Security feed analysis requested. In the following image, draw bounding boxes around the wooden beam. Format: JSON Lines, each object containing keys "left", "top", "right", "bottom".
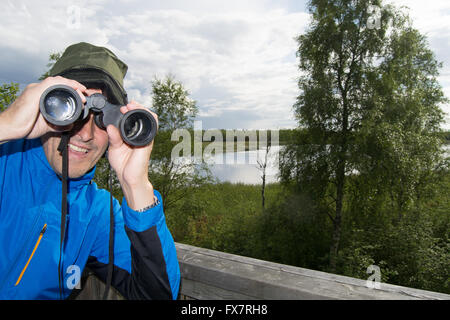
{"left": 176, "top": 243, "right": 450, "bottom": 300}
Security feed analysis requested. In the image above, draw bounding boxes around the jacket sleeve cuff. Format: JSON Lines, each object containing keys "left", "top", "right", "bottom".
{"left": 122, "top": 189, "right": 164, "bottom": 232}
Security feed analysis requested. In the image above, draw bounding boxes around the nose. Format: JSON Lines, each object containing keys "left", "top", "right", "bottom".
{"left": 74, "top": 113, "right": 95, "bottom": 142}
{"left": 71, "top": 88, "right": 104, "bottom": 143}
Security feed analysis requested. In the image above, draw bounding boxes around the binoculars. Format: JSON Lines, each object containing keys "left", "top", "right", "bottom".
{"left": 39, "top": 85, "right": 157, "bottom": 146}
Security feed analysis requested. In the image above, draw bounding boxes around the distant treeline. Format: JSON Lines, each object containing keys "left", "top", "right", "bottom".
{"left": 161, "top": 128, "right": 450, "bottom": 146}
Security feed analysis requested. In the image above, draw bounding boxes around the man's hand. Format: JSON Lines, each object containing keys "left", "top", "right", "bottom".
{"left": 106, "top": 100, "right": 159, "bottom": 211}
{"left": 0, "top": 76, "right": 87, "bottom": 142}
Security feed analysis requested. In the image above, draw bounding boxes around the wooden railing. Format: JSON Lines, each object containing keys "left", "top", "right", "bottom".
{"left": 74, "top": 242, "right": 450, "bottom": 300}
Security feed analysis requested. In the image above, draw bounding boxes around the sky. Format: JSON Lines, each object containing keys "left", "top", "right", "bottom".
{"left": 1, "top": 0, "right": 449, "bottom": 130}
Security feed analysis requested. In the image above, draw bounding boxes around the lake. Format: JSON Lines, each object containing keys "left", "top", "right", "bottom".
{"left": 204, "top": 144, "right": 450, "bottom": 185}
{"left": 205, "top": 145, "right": 282, "bottom": 185}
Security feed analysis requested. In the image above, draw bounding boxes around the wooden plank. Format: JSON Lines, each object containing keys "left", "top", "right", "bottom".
{"left": 72, "top": 243, "right": 450, "bottom": 300}
{"left": 176, "top": 242, "right": 450, "bottom": 300}
{"left": 73, "top": 272, "right": 124, "bottom": 300}
{"left": 181, "top": 278, "right": 257, "bottom": 300}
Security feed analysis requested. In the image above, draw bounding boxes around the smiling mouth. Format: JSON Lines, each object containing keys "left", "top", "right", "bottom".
{"left": 68, "top": 143, "right": 89, "bottom": 154}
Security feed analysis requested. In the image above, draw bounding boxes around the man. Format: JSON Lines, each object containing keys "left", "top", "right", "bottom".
{"left": 0, "top": 42, "right": 180, "bottom": 299}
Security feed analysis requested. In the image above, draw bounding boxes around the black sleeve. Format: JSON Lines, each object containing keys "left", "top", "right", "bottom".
{"left": 87, "top": 226, "right": 175, "bottom": 300}
{"left": 85, "top": 193, "right": 180, "bottom": 300}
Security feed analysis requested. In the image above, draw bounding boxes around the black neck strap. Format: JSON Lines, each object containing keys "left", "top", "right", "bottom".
{"left": 103, "top": 158, "right": 115, "bottom": 300}
{"left": 56, "top": 135, "right": 114, "bottom": 300}
{"left": 57, "top": 132, "right": 69, "bottom": 300}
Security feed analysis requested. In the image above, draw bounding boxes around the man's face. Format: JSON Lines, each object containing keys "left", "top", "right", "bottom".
{"left": 41, "top": 88, "right": 109, "bottom": 178}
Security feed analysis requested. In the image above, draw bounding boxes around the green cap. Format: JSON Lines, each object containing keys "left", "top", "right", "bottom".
{"left": 49, "top": 42, "right": 128, "bottom": 106}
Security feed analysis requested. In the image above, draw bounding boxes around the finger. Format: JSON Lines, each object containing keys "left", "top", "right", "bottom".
{"left": 120, "top": 106, "right": 128, "bottom": 114}
{"left": 52, "top": 76, "right": 87, "bottom": 92}
{"left": 119, "top": 104, "right": 149, "bottom": 113}
{"left": 126, "top": 100, "right": 147, "bottom": 110}
{"left": 125, "top": 103, "right": 156, "bottom": 119}
{"left": 120, "top": 103, "right": 158, "bottom": 131}
{"left": 76, "top": 88, "right": 87, "bottom": 104}
{"left": 70, "top": 80, "right": 87, "bottom": 92}
{"left": 106, "top": 124, "right": 123, "bottom": 149}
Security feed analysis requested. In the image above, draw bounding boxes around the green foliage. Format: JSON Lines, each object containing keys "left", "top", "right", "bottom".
{"left": 167, "top": 183, "right": 284, "bottom": 256}
{"left": 0, "top": 82, "right": 20, "bottom": 112}
{"left": 337, "top": 190, "right": 449, "bottom": 293}
{"left": 93, "top": 157, "right": 124, "bottom": 202}
{"left": 282, "top": 0, "right": 447, "bottom": 272}
{"left": 166, "top": 169, "right": 449, "bottom": 294}
{"left": 39, "top": 52, "right": 62, "bottom": 80}
{"left": 151, "top": 74, "right": 198, "bottom": 131}
{"left": 439, "top": 131, "right": 450, "bottom": 144}
{"left": 253, "top": 191, "right": 332, "bottom": 270}
{"left": 149, "top": 74, "right": 212, "bottom": 212}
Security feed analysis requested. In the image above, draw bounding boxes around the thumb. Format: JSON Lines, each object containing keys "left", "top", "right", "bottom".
{"left": 106, "top": 125, "right": 123, "bottom": 149}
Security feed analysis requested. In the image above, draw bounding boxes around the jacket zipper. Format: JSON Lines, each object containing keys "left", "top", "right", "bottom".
{"left": 14, "top": 224, "right": 47, "bottom": 287}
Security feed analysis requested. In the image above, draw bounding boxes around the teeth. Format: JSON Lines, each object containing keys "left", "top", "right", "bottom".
{"left": 68, "top": 144, "right": 88, "bottom": 153}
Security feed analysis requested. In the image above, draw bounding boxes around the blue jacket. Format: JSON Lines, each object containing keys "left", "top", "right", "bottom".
{"left": 0, "top": 138, "right": 180, "bottom": 299}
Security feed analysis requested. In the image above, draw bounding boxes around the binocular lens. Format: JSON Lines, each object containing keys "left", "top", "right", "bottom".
{"left": 122, "top": 110, "right": 156, "bottom": 146}
{"left": 40, "top": 85, "right": 83, "bottom": 126}
{"left": 43, "top": 89, "right": 77, "bottom": 121}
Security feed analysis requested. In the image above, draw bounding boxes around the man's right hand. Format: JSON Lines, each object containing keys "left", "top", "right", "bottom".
{"left": 0, "top": 76, "right": 87, "bottom": 143}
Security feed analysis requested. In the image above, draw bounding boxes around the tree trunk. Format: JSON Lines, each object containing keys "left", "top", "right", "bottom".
{"left": 259, "top": 144, "right": 270, "bottom": 210}
{"left": 261, "top": 174, "right": 266, "bottom": 210}
{"left": 329, "top": 82, "right": 349, "bottom": 272}
{"left": 329, "top": 162, "right": 345, "bottom": 272}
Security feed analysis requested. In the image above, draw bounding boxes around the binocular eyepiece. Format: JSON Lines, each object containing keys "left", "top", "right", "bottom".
{"left": 39, "top": 85, "right": 157, "bottom": 146}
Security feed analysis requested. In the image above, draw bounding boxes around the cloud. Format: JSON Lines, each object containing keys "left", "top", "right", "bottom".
{"left": 1, "top": 0, "right": 448, "bottom": 129}
{"left": 0, "top": 0, "right": 310, "bottom": 129}
{"left": 100, "top": 7, "right": 309, "bottom": 129}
